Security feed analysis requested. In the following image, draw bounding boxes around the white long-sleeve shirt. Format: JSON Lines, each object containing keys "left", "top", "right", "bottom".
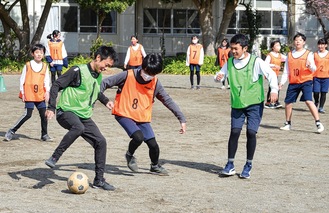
{"left": 124, "top": 44, "right": 147, "bottom": 66}
{"left": 280, "top": 49, "right": 316, "bottom": 85}
{"left": 20, "top": 60, "right": 51, "bottom": 95}
{"left": 215, "top": 53, "right": 279, "bottom": 94}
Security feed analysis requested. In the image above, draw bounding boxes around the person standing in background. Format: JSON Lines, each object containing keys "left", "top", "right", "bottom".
{"left": 215, "top": 38, "right": 232, "bottom": 89}
{"left": 123, "top": 35, "right": 147, "bottom": 70}
{"left": 45, "top": 30, "right": 68, "bottom": 84}
{"left": 264, "top": 40, "right": 287, "bottom": 109}
{"left": 186, "top": 36, "right": 204, "bottom": 90}
{"left": 313, "top": 38, "right": 329, "bottom": 113}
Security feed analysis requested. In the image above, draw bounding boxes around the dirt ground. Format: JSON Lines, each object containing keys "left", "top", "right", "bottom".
{"left": 0, "top": 73, "right": 328, "bottom": 213}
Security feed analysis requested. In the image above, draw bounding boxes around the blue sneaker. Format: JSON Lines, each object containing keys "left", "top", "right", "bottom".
{"left": 240, "top": 163, "right": 252, "bottom": 179}
{"left": 221, "top": 162, "right": 235, "bottom": 176}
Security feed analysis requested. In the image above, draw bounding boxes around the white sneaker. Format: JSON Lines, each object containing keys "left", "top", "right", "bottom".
{"left": 316, "top": 122, "right": 324, "bottom": 133}
{"left": 280, "top": 123, "right": 291, "bottom": 131}
{"left": 220, "top": 85, "right": 226, "bottom": 90}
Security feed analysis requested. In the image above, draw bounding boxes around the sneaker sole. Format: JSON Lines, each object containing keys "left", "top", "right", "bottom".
{"left": 92, "top": 185, "right": 116, "bottom": 191}
{"left": 127, "top": 164, "right": 139, "bottom": 172}
{"left": 239, "top": 174, "right": 250, "bottom": 179}
{"left": 220, "top": 171, "right": 236, "bottom": 176}
{"left": 149, "top": 171, "right": 169, "bottom": 176}
{"left": 45, "top": 161, "right": 55, "bottom": 168}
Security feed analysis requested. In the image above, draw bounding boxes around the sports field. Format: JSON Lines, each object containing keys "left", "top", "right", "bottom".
{"left": 0, "top": 73, "right": 328, "bottom": 212}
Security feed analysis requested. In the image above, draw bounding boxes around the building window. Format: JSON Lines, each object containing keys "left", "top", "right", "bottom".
{"left": 61, "top": 6, "right": 78, "bottom": 32}
{"left": 79, "top": 8, "right": 116, "bottom": 33}
{"left": 143, "top": 8, "right": 200, "bottom": 35}
{"left": 80, "top": 8, "right": 98, "bottom": 32}
{"left": 227, "top": 0, "right": 287, "bottom": 36}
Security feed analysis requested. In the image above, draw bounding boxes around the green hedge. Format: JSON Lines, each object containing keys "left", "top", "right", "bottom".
{"left": 0, "top": 54, "right": 219, "bottom": 75}
{"left": 163, "top": 54, "right": 218, "bottom": 75}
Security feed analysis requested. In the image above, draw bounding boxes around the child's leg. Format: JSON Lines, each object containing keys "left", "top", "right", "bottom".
{"left": 228, "top": 128, "right": 242, "bottom": 159}
{"left": 11, "top": 108, "right": 33, "bottom": 132}
{"left": 313, "top": 92, "right": 320, "bottom": 107}
{"left": 189, "top": 65, "right": 195, "bottom": 87}
{"left": 266, "top": 86, "right": 271, "bottom": 103}
{"left": 127, "top": 130, "right": 144, "bottom": 155}
{"left": 195, "top": 65, "right": 201, "bottom": 86}
{"left": 37, "top": 107, "right": 48, "bottom": 137}
{"left": 246, "top": 129, "right": 257, "bottom": 160}
{"left": 145, "top": 138, "right": 159, "bottom": 165}
{"left": 57, "top": 70, "right": 62, "bottom": 78}
{"left": 51, "top": 71, "right": 56, "bottom": 84}
{"left": 319, "top": 92, "right": 327, "bottom": 108}
{"left": 305, "top": 100, "right": 320, "bottom": 120}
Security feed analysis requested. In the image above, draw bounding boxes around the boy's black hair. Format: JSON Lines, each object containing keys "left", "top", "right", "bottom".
{"left": 270, "top": 40, "right": 281, "bottom": 49}
{"left": 142, "top": 53, "right": 163, "bottom": 76}
{"left": 293, "top": 32, "right": 306, "bottom": 41}
{"left": 94, "top": 46, "right": 118, "bottom": 62}
{"left": 230, "top": 34, "right": 249, "bottom": 48}
{"left": 31, "top": 43, "right": 46, "bottom": 54}
{"left": 318, "top": 38, "right": 328, "bottom": 45}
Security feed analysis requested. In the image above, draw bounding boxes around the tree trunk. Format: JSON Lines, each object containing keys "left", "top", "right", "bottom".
{"left": 193, "top": 0, "right": 215, "bottom": 56}
{"left": 97, "top": 12, "right": 106, "bottom": 39}
{"left": 215, "top": 0, "right": 239, "bottom": 47}
{"left": 18, "top": 0, "right": 30, "bottom": 59}
{"left": 31, "top": 0, "right": 53, "bottom": 45}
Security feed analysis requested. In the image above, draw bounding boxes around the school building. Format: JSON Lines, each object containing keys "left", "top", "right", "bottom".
{"left": 2, "top": 0, "right": 328, "bottom": 62}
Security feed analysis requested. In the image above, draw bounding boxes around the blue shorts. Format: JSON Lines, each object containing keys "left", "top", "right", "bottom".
{"left": 231, "top": 103, "right": 264, "bottom": 132}
{"left": 284, "top": 81, "right": 313, "bottom": 103}
{"left": 25, "top": 101, "right": 46, "bottom": 109}
{"left": 313, "top": 77, "right": 329, "bottom": 93}
{"left": 189, "top": 64, "right": 201, "bottom": 72}
{"left": 115, "top": 116, "right": 155, "bottom": 141}
{"left": 50, "top": 65, "right": 63, "bottom": 72}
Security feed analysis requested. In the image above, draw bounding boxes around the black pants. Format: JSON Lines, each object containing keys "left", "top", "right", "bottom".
{"left": 12, "top": 107, "right": 47, "bottom": 137}
{"left": 52, "top": 110, "right": 107, "bottom": 182}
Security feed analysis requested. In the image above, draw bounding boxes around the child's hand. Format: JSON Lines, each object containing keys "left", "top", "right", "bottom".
{"left": 179, "top": 123, "right": 186, "bottom": 134}
{"left": 105, "top": 101, "right": 114, "bottom": 110}
{"left": 44, "top": 91, "right": 50, "bottom": 102}
{"left": 214, "top": 72, "right": 224, "bottom": 82}
{"left": 45, "top": 110, "right": 55, "bottom": 120}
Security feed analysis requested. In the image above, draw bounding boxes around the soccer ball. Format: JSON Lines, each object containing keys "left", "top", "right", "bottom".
{"left": 67, "top": 171, "right": 89, "bottom": 194}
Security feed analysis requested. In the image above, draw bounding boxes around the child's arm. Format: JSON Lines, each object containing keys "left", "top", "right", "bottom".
{"left": 199, "top": 45, "right": 204, "bottom": 65}
{"left": 306, "top": 52, "right": 317, "bottom": 72}
{"left": 19, "top": 65, "right": 27, "bottom": 101}
{"left": 44, "top": 65, "right": 51, "bottom": 102}
{"left": 155, "top": 81, "right": 186, "bottom": 134}
{"left": 186, "top": 46, "right": 190, "bottom": 66}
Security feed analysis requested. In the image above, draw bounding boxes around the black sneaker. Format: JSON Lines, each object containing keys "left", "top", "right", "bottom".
{"left": 150, "top": 164, "right": 168, "bottom": 176}
{"left": 125, "top": 153, "right": 138, "bottom": 172}
{"left": 45, "top": 156, "right": 57, "bottom": 168}
{"left": 41, "top": 134, "right": 53, "bottom": 142}
{"left": 93, "top": 179, "right": 115, "bottom": 191}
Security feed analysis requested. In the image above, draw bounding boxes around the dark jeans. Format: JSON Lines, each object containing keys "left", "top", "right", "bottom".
{"left": 52, "top": 110, "right": 107, "bottom": 182}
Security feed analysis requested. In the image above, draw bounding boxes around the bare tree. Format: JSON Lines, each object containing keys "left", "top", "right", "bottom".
{"left": 304, "top": 0, "right": 329, "bottom": 42}
{"left": 0, "top": 0, "right": 59, "bottom": 60}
